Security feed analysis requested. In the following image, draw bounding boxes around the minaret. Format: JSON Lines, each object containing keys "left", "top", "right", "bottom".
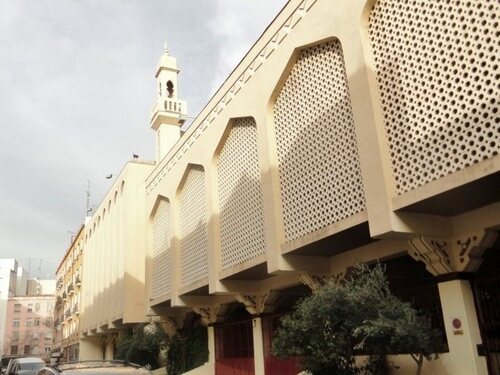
{"left": 150, "top": 42, "right": 188, "bottom": 162}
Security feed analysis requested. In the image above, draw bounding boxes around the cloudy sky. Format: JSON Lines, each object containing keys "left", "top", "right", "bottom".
{"left": 0, "top": 0, "right": 287, "bottom": 278}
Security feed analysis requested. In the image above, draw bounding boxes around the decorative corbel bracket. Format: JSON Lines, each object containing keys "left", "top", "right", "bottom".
{"left": 408, "top": 230, "right": 497, "bottom": 276}
{"left": 194, "top": 304, "right": 228, "bottom": 325}
{"left": 299, "top": 271, "right": 344, "bottom": 292}
{"left": 236, "top": 291, "right": 279, "bottom": 316}
{"left": 160, "top": 313, "right": 187, "bottom": 337}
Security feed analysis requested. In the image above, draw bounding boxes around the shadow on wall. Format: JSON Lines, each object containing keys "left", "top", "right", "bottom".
{"left": 80, "top": 272, "right": 146, "bottom": 339}
{"left": 268, "top": 39, "right": 367, "bottom": 250}
{"left": 219, "top": 172, "right": 267, "bottom": 271}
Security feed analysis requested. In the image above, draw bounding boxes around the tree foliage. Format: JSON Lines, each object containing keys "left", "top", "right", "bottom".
{"left": 272, "top": 263, "right": 441, "bottom": 375}
{"left": 116, "top": 322, "right": 208, "bottom": 374}
{"left": 116, "top": 323, "right": 166, "bottom": 369}
{"left": 166, "top": 325, "right": 208, "bottom": 375}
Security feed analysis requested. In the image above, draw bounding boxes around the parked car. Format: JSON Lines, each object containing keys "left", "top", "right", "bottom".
{"left": 4, "top": 357, "right": 45, "bottom": 375}
{"left": 36, "top": 361, "right": 152, "bottom": 375}
{"left": 1, "top": 355, "right": 19, "bottom": 375}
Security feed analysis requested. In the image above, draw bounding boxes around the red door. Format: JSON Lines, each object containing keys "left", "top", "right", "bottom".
{"left": 215, "top": 320, "right": 255, "bottom": 375}
{"left": 262, "top": 315, "right": 301, "bottom": 375}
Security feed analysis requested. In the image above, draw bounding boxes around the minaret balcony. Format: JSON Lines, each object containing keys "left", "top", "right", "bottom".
{"left": 150, "top": 98, "right": 187, "bottom": 130}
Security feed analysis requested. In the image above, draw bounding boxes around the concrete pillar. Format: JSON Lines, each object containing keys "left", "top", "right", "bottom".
{"left": 79, "top": 337, "right": 103, "bottom": 360}
{"left": 105, "top": 335, "right": 115, "bottom": 359}
{"left": 252, "top": 317, "right": 265, "bottom": 375}
{"left": 438, "top": 280, "right": 488, "bottom": 375}
{"left": 208, "top": 325, "right": 215, "bottom": 364}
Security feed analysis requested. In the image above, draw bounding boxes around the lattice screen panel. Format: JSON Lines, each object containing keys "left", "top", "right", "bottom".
{"left": 273, "top": 40, "right": 366, "bottom": 243}
{"left": 152, "top": 199, "right": 172, "bottom": 299}
{"left": 179, "top": 166, "right": 209, "bottom": 287}
{"left": 369, "top": 0, "right": 500, "bottom": 194}
{"left": 217, "top": 117, "right": 266, "bottom": 270}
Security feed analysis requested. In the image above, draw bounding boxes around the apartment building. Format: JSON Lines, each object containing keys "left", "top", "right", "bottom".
{"left": 3, "top": 281, "right": 55, "bottom": 360}
{"left": 0, "top": 260, "right": 29, "bottom": 356}
{"left": 53, "top": 225, "right": 85, "bottom": 362}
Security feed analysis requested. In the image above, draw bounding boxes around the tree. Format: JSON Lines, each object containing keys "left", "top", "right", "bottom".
{"left": 166, "top": 325, "right": 208, "bottom": 375}
{"left": 116, "top": 323, "right": 167, "bottom": 369}
{"left": 272, "top": 263, "right": 441, "bottom": 375}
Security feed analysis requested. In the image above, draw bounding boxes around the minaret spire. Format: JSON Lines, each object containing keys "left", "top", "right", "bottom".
{"left": 150, "top": 43, "right": 188, "bottom": 162}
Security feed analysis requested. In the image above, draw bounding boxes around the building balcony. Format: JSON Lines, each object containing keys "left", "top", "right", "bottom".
{"left": 75, "top": 276, "right": 81, "bottom": 287}
{"left": 72, "top": 304, "right": 79, "bottom": 316}
{"left": 67, "top": 283, "right": 74, "bottom": 295}
{"left": 62, "top": 292, "right": 67, "bottom": 301}
{"left": 56, "top": 277, "right": 63, "bottom": 290}
{"left": 150, "top": 98, "right": 187, "bottom": 130}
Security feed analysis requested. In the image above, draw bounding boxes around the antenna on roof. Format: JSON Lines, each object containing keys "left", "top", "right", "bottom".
{"left": 86, "top": 180, "right": 92, "bottom": 216}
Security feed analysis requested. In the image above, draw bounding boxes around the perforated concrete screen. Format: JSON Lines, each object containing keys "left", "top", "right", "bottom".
{"left": 369, "top": 0, "right": 500, "bottom": 194}
{"left": 179, "top": 166, "right": 208, "bottom": 287}
{"left": 217, "top": 117, "right": 266, "bottom": 270}
{"left": 273, "top": 40, "right": 366, "bottom": 243}
{"left": 152, "top": 199, "right": 172, "bottom": 299}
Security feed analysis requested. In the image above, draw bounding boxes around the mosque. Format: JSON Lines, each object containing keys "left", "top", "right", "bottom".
{"left": 58, "top": 0, "right": 500, "bottom": 374}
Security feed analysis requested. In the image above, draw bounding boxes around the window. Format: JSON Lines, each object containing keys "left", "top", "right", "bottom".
{"left": 32, "top": 346, "right": 39, "bottom": 354}
{"left": 47, "top": 302, "right": 54, "bottom": 313}
{"left": 33, "top": 331, "right": 39, "bottom": 339}
{"left": 24, "top": 345, "right": 30, "bottom": 355}
{"left": 46, "top": 317, "right": 53, "bottom": 327}
{"left": 12, "top": 331, "right": 19, "bottom": 340}
{"left": 34, "top": 317, "right": 40, "bottom": 326}
{"left": 13, "top": 319, "right": 20, "bottom": 327}
{"left": 167, "top": 80, "right": 174, "bottom": 97}
{"left": 13, "top": 303, "right": 21, "bottom": 313}
{"left": 10, "top": 345, "right": 18, "bottom": 355}
{"left": 45, "top": 331, "right": 53, "bottom": 340}
{"left": 35, "top": 303, "right": 40, "bottom": 312}
{"left": 26, "top": 318, "right": 32, "bottom": 327}
{"left": 27, "top": 303, "right": 33, "bottom": 313}
{"left": 45, "top": 346, "right": 51, "bottom": 354}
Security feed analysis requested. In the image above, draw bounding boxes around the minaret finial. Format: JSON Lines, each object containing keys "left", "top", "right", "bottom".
{"left": 163, "top": 41, "right": 169, "bottom": 55}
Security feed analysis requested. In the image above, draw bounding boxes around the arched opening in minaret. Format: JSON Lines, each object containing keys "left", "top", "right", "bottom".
{"left": 167, "top": 80, "right": 174, "bottom": 98}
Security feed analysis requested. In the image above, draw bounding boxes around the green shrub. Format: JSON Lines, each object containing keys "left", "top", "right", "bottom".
{"left": 272, "top": 263, "right": 441, "bottom": 375}
{"left": 116, "top": 323, "right": 167, "bottom": 369}
{"left": 166, "top": 325, "right": 208, "bottom": 375}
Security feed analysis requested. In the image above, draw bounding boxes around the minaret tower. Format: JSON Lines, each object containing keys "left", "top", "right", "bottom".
{"left": 150, "top": 42, "right": 187, "bottom": 162}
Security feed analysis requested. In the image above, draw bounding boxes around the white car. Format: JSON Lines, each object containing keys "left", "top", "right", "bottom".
{"left": 5, "top": 357, "right": 45, "bottom": 375}
{"left": 36, "top": 361, "right": 152, "bottom": 375}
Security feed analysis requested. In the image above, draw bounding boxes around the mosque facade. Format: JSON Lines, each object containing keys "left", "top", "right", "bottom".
{"left": 74, "top": 0, "right": 500, "bottom": 374}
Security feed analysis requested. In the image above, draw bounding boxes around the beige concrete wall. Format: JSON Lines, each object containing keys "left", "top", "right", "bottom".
{"left": 145, "top": 0, "right": 498, "bottom": 308}
{"left": 144, "top": 0, "right": 499, "bottom": 373}
{"left": 80, "top": 160, "right": 154, "bottom": 336}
